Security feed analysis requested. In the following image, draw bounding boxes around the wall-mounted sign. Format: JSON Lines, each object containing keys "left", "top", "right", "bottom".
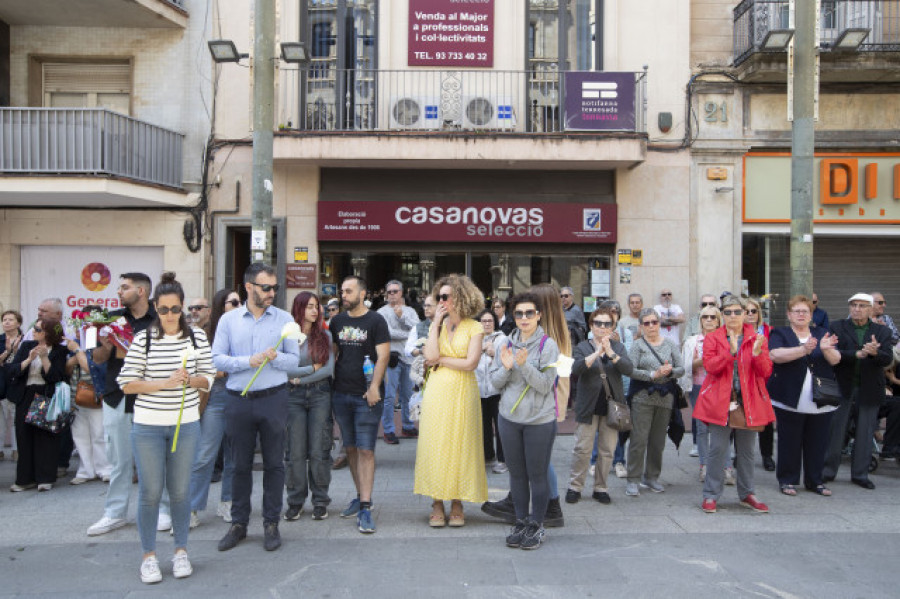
{"left": 294, "top": 247, "right": 308, "bottom": 263}
{"left": 408, "top": 0, "right": 493, "bottom": 67}
{"left": 565, "top": 72, "right": 636, "bottom": 131}
{"left": 318, "top": 201, "right": 617, "bottom": 244}
{"left": 286, "top": 264, "right": 317, "bottom": 289}
{"left": 617, "top": 249, "right": 632, "bottom": 264}
{"left": 744, "top": 153, "right": 900, "bottom": 223}
{"left": 631, "top": 249, "right": 643, "bottom": 266}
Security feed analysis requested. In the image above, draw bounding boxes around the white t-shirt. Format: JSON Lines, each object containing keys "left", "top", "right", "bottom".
{"left": 653, "top": 303, "right": 684, "bottom": 346}
{"left": 770, "top": 335, "right": 838, "bottom": 415}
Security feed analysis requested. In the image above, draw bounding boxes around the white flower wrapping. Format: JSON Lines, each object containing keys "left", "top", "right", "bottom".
{"left": 548, "top": 354, "right": 574, "bottom": 378}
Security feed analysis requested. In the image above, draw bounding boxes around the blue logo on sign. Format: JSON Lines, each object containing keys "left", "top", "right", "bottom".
{"left": 425, "top": 105, "right": 439, "bottom": 119}
{"left": 583, "top": 209, "right": 602, "bottom": 230}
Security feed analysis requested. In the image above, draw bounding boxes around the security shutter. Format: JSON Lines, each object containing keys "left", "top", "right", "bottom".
{"left": 42, "top": 62, "right": 131, "bottom": 114}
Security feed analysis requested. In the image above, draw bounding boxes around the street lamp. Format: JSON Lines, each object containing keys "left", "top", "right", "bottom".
{"left": 279, "top": 42, "right": 309, "bottom": 64}
{"left": 760, "top": 29, "right": 794, "bottom": 51}
{"left": 207, "top": 40, "right": 248, "bottom": 63}
{"left": 832, "top": 28, "right": 869, "bottom": 51}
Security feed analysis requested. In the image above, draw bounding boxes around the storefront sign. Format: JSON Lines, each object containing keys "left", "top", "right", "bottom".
{"left": 565, "top": 72, "right": 636, "bottom": 131}
{"left": 286, "top": 264, "right": 317, "bottom": 289}
{"left": 318, "top": 201, "right": 617, "bottom": 244}
{"left": 744, "top": 153, "right": 900, "bottom": 223}
{"left": 20, "top": 246, "right": 164, "bottom": 318}
{"left": 408, "top": 0, "right": 493, "bottom": 67}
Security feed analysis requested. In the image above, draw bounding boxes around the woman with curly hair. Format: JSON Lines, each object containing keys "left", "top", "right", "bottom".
{"left": 414, "top": 274, "right": 487, "bottom": 527}
{"left": 283, "top": 291, "right": 335, "bottom": 521}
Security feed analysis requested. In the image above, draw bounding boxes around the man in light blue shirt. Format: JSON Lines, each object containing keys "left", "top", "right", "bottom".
{"left": 212, "top": 263, "right": 300, "bottom": 553}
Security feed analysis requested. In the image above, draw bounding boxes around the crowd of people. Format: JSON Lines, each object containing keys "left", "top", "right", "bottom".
{"left": 3, "top": 269, "right": 900, "bottom": 583}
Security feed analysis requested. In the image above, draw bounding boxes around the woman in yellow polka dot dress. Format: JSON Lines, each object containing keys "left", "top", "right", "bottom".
{"left": 414, "top": 274, "right": 487, "bottom": 527}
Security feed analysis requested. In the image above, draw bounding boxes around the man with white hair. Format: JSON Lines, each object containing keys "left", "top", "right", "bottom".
{"left": 377, "top": 280, "right": 420, "bottom": 443}
{"left": 823, "top": 293, "right": 893, "bottom": 489}
{"left": 23, "top": 298, "right": 75, "bottom": 342}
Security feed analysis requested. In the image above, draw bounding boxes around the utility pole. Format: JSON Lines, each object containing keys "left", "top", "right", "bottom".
{"left": 250, "top": 0, "right": 276, "bottom": 265}
{"left": 789, "top": 0, "right": 817, "bottom": 298}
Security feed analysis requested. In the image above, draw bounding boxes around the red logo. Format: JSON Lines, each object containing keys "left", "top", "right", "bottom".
{"left": 81, "top": 263, "right": 111, "bottom": 292}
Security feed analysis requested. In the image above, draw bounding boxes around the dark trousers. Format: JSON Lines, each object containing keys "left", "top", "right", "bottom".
{"left": 480, "top": 394, "right": 504, "bottom": 463}
{"left": 225, "top": 388, "right": 289, "bottom": 526}
{"left": 57, "top": 426, "right": 74, "bottom": 469}
{"left": 498, "top": 415, "right": 556, "bottom": 524}
{"left": 285, "top": 381, "right": 333, "bottom": 508}
{"left": 882, "top": 397, "right": 900, "bottom": 452}
{"left": 15, "top": 388, "right": 61, "bottom": 485}
{"left": 823, "top": 389, "right": 879, "bottom": 481}
{"left": 758, "top": 422, "right": 774, "bottom": 459}
{"left": 774, "top": 406, "right": 833, "bottom": 489}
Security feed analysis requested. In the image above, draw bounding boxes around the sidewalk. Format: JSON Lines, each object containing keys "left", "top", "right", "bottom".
{"left": 2, "top": 430, "right": 899, "bottom": 597}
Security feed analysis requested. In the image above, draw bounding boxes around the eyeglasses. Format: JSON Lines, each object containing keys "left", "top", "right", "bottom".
{"left": 811, "top": 300, "right": 818, "bottom": 305}
{"left": 560, "top": 293, "right": 572, "bottom": 298}
{"left": 250, "top": 282, "right": 280, "bottom": 293}
{"left": 226, "top": 299, "right": 241, "bottom": 307}
{"left": 592, "top": 320, "right": 614, "bottom": 328}
{"left": 327, "top": 306, "right": 339, "bottom": 312}
{"left": 188, "top": 305, "right": 208, "bottom": 312}
{"left": 701, "top": 302, "right": 717, "bottom": 307}
{"left": 661, "top": 292, "right": 672, "bottom": 297}
{"left": 33, "top": 326, "right": 42, "bottom": 333}
{"left": 438, "top": 293, "right": 451, "bottom": 302}
{"left": 480, "top": 319, "right": 495, "bottom": 324}
{"left": 701, "top": 315, "right": 718, "bottom": 321}
{"left": 514, "top": 309, "right": 538, "bottom": 320}
{"left": 747, "top": 308, "right": 758, "bottom": 314}
{"left": 157, "top": 306, "right": 183, "bottom": 315}
{"left": 641, "top": 320, "right": 659, "bottom": 326}
{"left": 790, "top": 309, "right": 811, "bottom": 315}
{"left": 722, "top": 309, "right": 743, "bottom": 316}
{"left": 386, "top": 289, "right": 401, "bottom": 295}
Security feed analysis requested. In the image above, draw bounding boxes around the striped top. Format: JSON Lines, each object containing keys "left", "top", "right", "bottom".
{"left": 117, "top": 327, "right": 216, "bottom": 426}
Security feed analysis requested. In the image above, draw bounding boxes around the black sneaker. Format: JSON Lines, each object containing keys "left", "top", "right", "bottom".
{"left": 592, "top": 491, "right": 611, "bottom": 504}
{"left": 564, "top": 489, "right": 581, "bottom": 504}
{"left": 543, "top": 497, "right": 564, "bottom": 528}
{"left": 217, "top": 524, "right": 247, "bottom": 552}
{"left": 283, "top": 505, "right": 304, "bottom": 521}
{"left": 481, "top": 493, "right": 515, "bottom": 524}
{"left": 505, "top": 520, "right": 528, "bottom": 548}
{"left": 520, "top": 520, "right": 545, "bottom": 550}
{"left": 264, "top": 522, "right": 282, "bottom": 551}
{"left": 383, "top": 433, "right": 399, "bottom": 445}
{"left": 312, "top": 506, "right": 328, "bottom": 520}
{"left": 763, "top": 456, "right": 776, "bottom": 471}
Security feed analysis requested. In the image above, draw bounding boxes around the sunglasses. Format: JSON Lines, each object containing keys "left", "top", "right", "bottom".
{"left": 701, "top": 302, "right": 717, "bottom": 307}
{"left": 592, "top": 320, "right": 614, "bottom": 328}
{"left": 560, "top": 293, "right": 572, "bottom": 298}
{"left": 661, "top": 292, "right": 672, "bottom": 296}
{"left": 747, "top": 308, "right": 758, "bottom": 314}
{"left": 438, "top": 293, "right": 451, "bottom": 302}
{"left": 641, "top": 320, "right": 659, "bottom": 326}
{"left": 386, "top": 289, "right": 401, "bottom": 295}
{"left": 811, "top": 300, "right": 818, "bottom": 304}
{"left": 250, "top": 282, "right": 280, "bottom": 293}
{"left": 514, "top": 309, "right": 538, "bottom": 320}
{"left": 188, "top": 305, "right": 208, "bottom": 311}
{"left": 226, "top": 299, "right": 241, "bottom": 307}
{"left": 157, "top": 306, "right": 183, "bottom": 315}
{"left": 722, "top": 309, "right": 743, "bottom": 316}
{"left": 328, "top": 306, "right": 339, "bottom": 312}
{"left": 701, "top": 315, "right": 718, "bottom": 321}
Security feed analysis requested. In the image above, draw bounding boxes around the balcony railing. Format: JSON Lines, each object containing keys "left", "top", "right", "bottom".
{"left": 278, "top": 68, "right": 647, "bottom": 134}
{"left": 0, "top": 108, "right": 184, "bottom": 189}
{"left": 734, "top": 0, "right": 900, "bottom": 66}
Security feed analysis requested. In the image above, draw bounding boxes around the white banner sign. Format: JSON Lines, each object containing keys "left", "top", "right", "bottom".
{"left": 20, "top": 246, "right": 164, "bottom": 321}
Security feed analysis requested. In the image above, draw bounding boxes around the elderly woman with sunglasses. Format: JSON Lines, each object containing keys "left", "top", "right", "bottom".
{"left": 680, "top": 305, "right": 722, "bottom": 482}
{"left": 745, "top": 297, "right": 776, "bottom": 471}
{"left": 694, "top": 295, "right": 774, "bottom": 514}
{"left": 624, "top": 308, "right": 685, "bottom": 497}
{"left": 566, "top": 306, "right": 633, "bottom": 505}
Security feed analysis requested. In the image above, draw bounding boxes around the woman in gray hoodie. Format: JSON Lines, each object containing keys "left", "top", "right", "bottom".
{"left": 490, "top": 292, "right": 559, "bottom": 550}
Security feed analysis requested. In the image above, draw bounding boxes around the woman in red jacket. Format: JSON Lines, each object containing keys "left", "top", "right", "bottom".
{"left": 694, "top": 295, "right": 774, "bottom": 514}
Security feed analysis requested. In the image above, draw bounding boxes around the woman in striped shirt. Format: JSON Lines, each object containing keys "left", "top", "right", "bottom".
{"left": 118, "top": 272, "right": 215, "bottom": 584}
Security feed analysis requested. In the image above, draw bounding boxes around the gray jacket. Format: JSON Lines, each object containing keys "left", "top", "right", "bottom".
{"left": 571, "top": 339, "right": 633, "bottom": 424}
{"left": 490, "top": 326, "right": 559, "bottom": 425}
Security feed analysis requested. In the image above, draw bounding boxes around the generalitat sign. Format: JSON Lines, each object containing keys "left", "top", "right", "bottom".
{"left": 318, "top": 201, "right": 617, "bottom": 244}
{"left": 408, "top": 0, "right": 493, "bottom": 67}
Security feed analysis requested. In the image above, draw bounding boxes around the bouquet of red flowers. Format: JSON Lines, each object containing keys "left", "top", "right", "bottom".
{"left": 69, "top": 309, "right": 135, "bottom": 352}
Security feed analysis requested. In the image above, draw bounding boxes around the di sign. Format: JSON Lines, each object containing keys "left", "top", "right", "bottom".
{"left": 744, "top": 153, "right": 900, "bottom": 223}
{"left": 408, "top": 0, "right": 493, "bottom": 67}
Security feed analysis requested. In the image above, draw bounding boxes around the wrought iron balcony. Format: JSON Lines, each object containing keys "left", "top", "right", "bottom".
{"left": 0, "top": 108, "right": 184, "bottom": 189}
{"left": 734, "top": 0, "right": 900, "bottom": 66}
{"left": 278, "top": 68, "right": 647, "bottom": 134}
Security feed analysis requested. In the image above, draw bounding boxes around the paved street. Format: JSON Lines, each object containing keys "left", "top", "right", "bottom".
{"left": 2, "top": 431, "right": 900, "bottom": 598}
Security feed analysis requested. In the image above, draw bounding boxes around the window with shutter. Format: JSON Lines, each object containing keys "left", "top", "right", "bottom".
{"left": 42, "top": 62, "right": 131, "bottom": 114}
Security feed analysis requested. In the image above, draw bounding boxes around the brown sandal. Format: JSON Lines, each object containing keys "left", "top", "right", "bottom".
{"left": 429, "top": 502, "right": 446, "bottom": 527}
{"left": 448, "top": 501, "right": 465, "bottom": 527}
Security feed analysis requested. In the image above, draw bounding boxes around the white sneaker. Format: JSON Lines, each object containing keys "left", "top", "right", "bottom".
{"left": 724, "top": 467, "right": 736, "bottom": 486}
{"left": 87, "top": 516, "right": 127, "bottom": 536}
{"left": 190, "top": 511, "right": 200, "bottom": 529}
{"left": 689, "top": 445, "right": 699, "bottom": 457}
{"left": 172, "top": 552, "right": 193, "bottom": 579}
{"left": 157, "top": 513, "right": 172, "bottom": 532}
{"left": 140, "top": 556, "right": 162, "bottom": 584}
{"left": 614, "top": 463, "right": 627, "bottom": 479}
{"left": 491, "top": 462, "right": 508, "bottom": 474}
{"left": 217, "top": 501, "right": 232, "bottom": 522}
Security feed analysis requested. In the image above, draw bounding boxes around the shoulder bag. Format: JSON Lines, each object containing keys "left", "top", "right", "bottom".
{"left": 73, "top": 365, "right": 100, "bottom": 409}
{"left": 808, "top": 361, "right": 841, "bottom": 407}
{"left": 599, "top": 369, "right": 632, "bottom": 432}
{"left": 642, "top": 338, "right": 688, "bottom": 409}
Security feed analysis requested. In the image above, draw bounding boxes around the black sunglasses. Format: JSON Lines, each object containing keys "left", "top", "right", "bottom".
{"left": 701, "top": 315, "right": 718, "bottom": 321}
{"left": 514, "top": 309, "right": 538, "bottom": 320}
{"left": 188, "top": 305, "right": 208, "bottom": 311}
{"left": 701, "top": 302, "right": 716, "bottom": 307}
{"left": 157, "top": 306, "right": 183, "bottom": 315}
{"left": 592, "top": 320, "right": 614, "bottom": 328}
{"left": 328, "top": 306, "right": 339, "bottom": 312}
{"left": 386, "top": 289, "right": 401, "bottom": 295}
{"left": 661, "top": 292, "right": 672, "bottom": 296}
{"left": 722, "top": 309, "right": 743, "bottom": 316}
{"left": 226, "top": 299, "right": 241, "bottom": 307}
{"left": 747, "top": 308, "right": 759, "bottom": 314}
{"left": 438, "top": 293, "right": 451, "bottom": 302}
{"left": 250, "top": 282, "right": 280, "bottom": 293}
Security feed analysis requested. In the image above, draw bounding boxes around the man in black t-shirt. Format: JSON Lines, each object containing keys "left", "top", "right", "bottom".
{"left": 330, "top": 275, "right": 390, "bottom": 534}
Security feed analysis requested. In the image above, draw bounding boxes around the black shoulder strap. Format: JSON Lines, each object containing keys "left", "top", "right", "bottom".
{"left": 642, "top": 337, "right": 667, "bottom": 367}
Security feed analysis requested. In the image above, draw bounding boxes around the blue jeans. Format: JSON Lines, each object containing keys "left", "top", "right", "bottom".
{"left": 333, "top": 391, "right": 382, "bottom": 451}
{"left": 188, "top": 380, "right": 233, "bottom": 512}
{"left": 690, "top": 387, "right": 709, "bottom": 465}
{"left": 382, "top": 361, "right": 414, "bottom": 434}
{"left": 226, "top": 388, "right": 288, "bottom": 525}
{"left": 132, "top": 421, "right": 200, "bottom": 553}
{"left": 102, "top": 399, "right": 169, "bottom": 520}
{"left": 285, "top": 380, "right": 333, "bottom": 508}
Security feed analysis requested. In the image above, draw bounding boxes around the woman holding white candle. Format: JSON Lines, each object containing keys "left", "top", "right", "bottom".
{"left": 117, "top": 273, "right": 215, "bottom": 584}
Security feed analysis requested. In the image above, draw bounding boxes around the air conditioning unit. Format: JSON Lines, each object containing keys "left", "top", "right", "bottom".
{"left": 461, "top": 96, "right": 515, "bottom": 130}
{"left": 388, "top": 96, "right": 441, "bottom": 130}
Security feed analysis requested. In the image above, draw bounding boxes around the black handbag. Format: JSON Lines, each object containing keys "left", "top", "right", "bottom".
{"left": 641, "top": 339, "right": 688, "bottom": 409}
{"left": 810, "top": 368, "right": 842, "bottom": 407}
